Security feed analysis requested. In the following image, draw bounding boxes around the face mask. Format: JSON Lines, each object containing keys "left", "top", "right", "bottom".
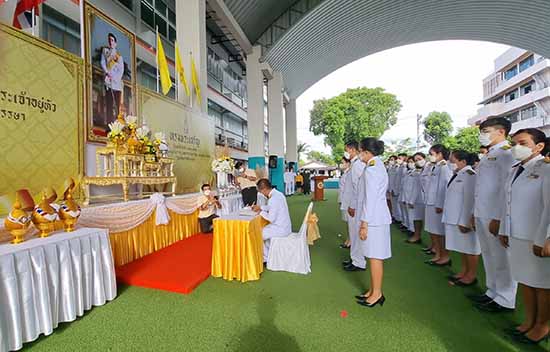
{"left": 416, "top": 159, "right": 426, "bottom": 168}
{"left": 478, "top": 154, "right": 485, "bottom": 160}
{"left": 396, "top": 159, "right": 404, "bottom": 165}
{"left": 428, "top": 155, "right": 437, "bottom": 163}
{"left": 449, "top": 163, "right": 457, "bottom": 171}
{"left": 343, "top": 151, "right": 351, "bottom": 159}
{"left": 407, "top": 162, "right": 415, "bottom": 170}
{"left": 389, "top": 160, "right": 395, "bottom": 166}
{"left": 511, "top": 145, "right": 533, "bottom": 161}
{"left": 203, "top": 190, "right": 211, "bottom": 196}
{"left": 478, "top": 132, "right": 493, "bottom": 146}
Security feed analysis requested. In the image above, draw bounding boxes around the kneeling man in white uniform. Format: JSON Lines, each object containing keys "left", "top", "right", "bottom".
{"left": 252, "top": 179, "right": 292, "bottom": 262}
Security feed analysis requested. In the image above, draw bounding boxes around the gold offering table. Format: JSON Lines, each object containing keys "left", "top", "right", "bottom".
{"left": 82, "top": 176, "right": 177, "bottom": 205}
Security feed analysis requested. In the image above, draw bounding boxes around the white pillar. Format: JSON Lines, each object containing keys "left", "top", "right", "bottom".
{"left": 285, "top": 98, "right": 297, "bottom": 164}
{"left": 176, "top": 0, "right": 207, "bottom": 114}
{"left": 246, "top": 46, "right": 265, "bottom": 167}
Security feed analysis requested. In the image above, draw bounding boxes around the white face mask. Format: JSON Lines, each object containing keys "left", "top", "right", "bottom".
{"left": 428, "top": 155, "right": 437, "bottom": 163}
{"left": 203, "top": 190, "right": 211, "bottom": 196}
{"left": 478, "top": 154, "right": 485, "bottom": 160}
{"left": 449, "top": 163, "right": 457, "bottom": 171}
{"left": 416, "top": 159, "right": 426, "bottom": 168}
{"left": 343, "top": 151, "right": 351, "bottom": 159}
{"left": 511, "top": 145, "right": 533, "bottom": 161}
{"left": 478, "top": 132, "right": 493, "bottom": 147}
{"left": 407, "top": 162, "right": 415, "bottom": 170}
{"left": 396, "top": 159, "right": 404, "bottom": 165}
{"left": 389, "top": 160, "right": 395, "bottom": 166}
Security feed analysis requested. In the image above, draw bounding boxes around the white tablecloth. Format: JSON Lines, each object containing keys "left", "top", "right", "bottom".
{"left": 0, "top": 228, "right": 117, "bottom": 352}
{"left": 218, "top": 194, "right": 243, "bottom": 216}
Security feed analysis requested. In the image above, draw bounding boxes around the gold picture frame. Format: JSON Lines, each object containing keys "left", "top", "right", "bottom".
{"left": 83, "top": 1, "right": 137, "bottom": 144}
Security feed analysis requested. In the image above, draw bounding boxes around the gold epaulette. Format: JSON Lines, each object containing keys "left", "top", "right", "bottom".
{"left": 466, "top": 169, "right": 475, "bottom": 175}
{"left": 368, "top": 159, "right": 376, "bottom": 167}
{"left": 501, "top": 145, "right": 511, "bottom": 150}
{"left": 544, "top": 157, "right": 550, "bottom": 164}
{"left": 440, "top": 160, "right": 447, "bottom": 166}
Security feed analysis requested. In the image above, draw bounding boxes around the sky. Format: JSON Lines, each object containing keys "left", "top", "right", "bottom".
{"left": 296, "top": 40, "right": 511, "bottom": 155}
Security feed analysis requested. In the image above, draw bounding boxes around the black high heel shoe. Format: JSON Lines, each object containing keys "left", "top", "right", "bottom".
{"left": 428, "top": 259, "right": 452, "bottom": 267}
{"left": 355, "top": 294, "right": 370, "bottom": 300}
{"left": 357, "top": 295, "right": 385, "bottom": 308}
{"left": 513, "top": 333, "right": 549, "bottom": 345}
{"left": 503, "top": 326, "right": 527, "bottom": 337}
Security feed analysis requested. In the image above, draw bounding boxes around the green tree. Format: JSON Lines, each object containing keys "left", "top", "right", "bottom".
{"left": 307, "top": 150, "right": 337, "bottom": 166}
{"left": 423, "top": 111, "right": 453, "bottom": 144}
{"left": 297, "top": 142, "right": 310, "bottom": 161}
{"left": 443, "top": 126, "right": 480, "bottom": 153}
{"left": 309, "top": 87, "right": 401, "bottom": 161}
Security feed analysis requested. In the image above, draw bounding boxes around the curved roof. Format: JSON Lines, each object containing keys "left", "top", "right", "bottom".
{"left": 256, "top": 0, "right": 550, "bottom": 98}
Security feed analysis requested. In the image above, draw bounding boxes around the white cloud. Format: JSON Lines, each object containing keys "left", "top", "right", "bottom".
{"left": 296, "top": 40, "right": 510, "bottom": 154}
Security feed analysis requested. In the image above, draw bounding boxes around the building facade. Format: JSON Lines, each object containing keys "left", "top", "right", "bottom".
{"left": 469, "top": 47, "right": 550, "bottom": 135}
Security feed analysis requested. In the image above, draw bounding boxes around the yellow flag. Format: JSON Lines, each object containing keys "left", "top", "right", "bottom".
{"left": 191, "top": 55, "right": 201, "bottom": 105}
{"left": 156, "top": 33, "right": 172, "bottom": 95}
{"left": 175, "top": 42, "right": 190, "bottom": 97}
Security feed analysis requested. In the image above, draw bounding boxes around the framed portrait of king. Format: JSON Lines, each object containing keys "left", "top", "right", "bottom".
{"left": 84, "top": 2, "right": 137, "bottom": 143}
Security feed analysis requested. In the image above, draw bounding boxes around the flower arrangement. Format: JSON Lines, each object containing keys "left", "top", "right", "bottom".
{"left": 136, "top": 126, "right": 150, "bottom": 141}
{"left": 153, "top": 132, "right": 169, "bottom": 157}
{"left": 107, "top": 120, "right": 125, "bottom": 145}
{"left": 144, "top": 141, "right": 157, "bottom": 155}
{"left": 125, "top": 115, "right": 138, "bottom": 130}
{"left": 211, "top": 156, "right": 234, "bottom": 173}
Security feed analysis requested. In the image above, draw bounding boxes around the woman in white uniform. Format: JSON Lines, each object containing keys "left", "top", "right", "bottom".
{"left": 442, "top": 150, "right": 480, "bottom": 286}
{"left": 338, "top": 156, "right": 352, "bottom": 248}
{"left": 401, "top": 156, "right": 416, "bottom": 234}
{"left": 405, "top": 152, "right": 427, "bottom": 244}
{"left": 424, "top": 144, "right": 452, "bottom": 266}
{"left": 498, "top": 128, "right": 550, "bottom": 345}
{"left": 355, "top": 138, "right": 392, "bottom": 308}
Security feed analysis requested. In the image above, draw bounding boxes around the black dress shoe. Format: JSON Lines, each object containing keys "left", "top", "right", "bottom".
{"left": 475, "top": 301, "right": 514, "bottom": 313}
{"left": 343, "top": 264, "right": 366, "bottom": 272}
{"left": 466, "top": 294, "right": 493, "bottom": 304}
{"left": 339, "top": 244, "right": 351, "bottom": 249}
{"left": 357, "top": 295, "right": 385, "bottom": 308}
{"left": 342, "top": 259, "right": 352, "bottom": 266}
{"left": 446, "top": 275, "right": 461, "bottom": 281}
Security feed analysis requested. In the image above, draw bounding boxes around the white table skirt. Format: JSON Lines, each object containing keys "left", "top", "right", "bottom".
{"left": 0, "top": 227, "right": 117, "bottom": 352}
{"left": 218, "top": 195, "right": 243, "bottom": 216}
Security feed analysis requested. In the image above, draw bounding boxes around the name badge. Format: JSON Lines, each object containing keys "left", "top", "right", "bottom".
{"left": 456, "top": 180, "right": 463, "bottom": 183}
{"left": 527, "top": 174, "right": 540, "bottom": 179}
{"left": 488, "top": 157, "right": 497, "bottom": 161}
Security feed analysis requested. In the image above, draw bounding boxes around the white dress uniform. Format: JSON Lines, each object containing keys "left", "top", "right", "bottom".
{"left": 339, "top": 168, "right": 352, "bottom": 222}
{"left": 283, "top": 171, "right": 291, "bottom": 196}
{"left": 358, "top": 156, "right": 392, "bottom": 260}
{"left": 348, "top": 156, "right": 367, "bottom": 268}
{"left": 442, "top": 166, "right": 480, "bottom": 255}
{"left": 400, "top": 168, "right": 415, "bottom": 231}
{"left": 405, "top": 167, "right": 425, "bottom": 229}
{"left": 474, "top": 140, "right": 517, "bottom": 309}
{"left": 425, "top": 160, "right": 452, "bottom": 236}
{"left": 500, "top": 155, "right": 550, "bottom": 289}
{"left": 290, "top": 171, "right": 296, "bottom": 194}
{"left": 388, "top": 164, "right": 402, "bottom": 221}
{"left": 260, "top": 188, "right": 292, "bottom": 261}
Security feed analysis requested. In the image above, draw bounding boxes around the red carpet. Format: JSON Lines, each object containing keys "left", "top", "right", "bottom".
{"left": 116, "top": 234, "right": 212, "bottom": 294}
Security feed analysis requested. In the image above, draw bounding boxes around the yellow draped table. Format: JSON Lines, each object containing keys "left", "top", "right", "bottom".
{"left": 211, "top": 214, "right": 266, "bottom": 282}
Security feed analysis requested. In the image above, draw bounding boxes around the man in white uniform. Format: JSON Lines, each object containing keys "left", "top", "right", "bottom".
{"left": 252, "top": 179, "right": 292, "bottom": 262}
{"left": 283, "top": 168, "right": 292, "bottom": 196}
{"left": 100, "top": 32, "right": 125, "bottom": 125}
{"left": 289, "top": 167, "right": 297, "bottom": 195}
{"left": 342, "top": 141, "right": 367, "bottom": 271}
{"left": 471, "top": 117, "right": 517, "bottom": 312}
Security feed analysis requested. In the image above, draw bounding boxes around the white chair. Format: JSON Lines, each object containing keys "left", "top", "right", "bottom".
{"left": 266, "top": 202, "right": 313, "bottom": 274}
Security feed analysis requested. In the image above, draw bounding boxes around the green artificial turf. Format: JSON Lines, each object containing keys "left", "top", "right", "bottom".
{"left": 26, "top": 190, "right": 546, "bottom": 351}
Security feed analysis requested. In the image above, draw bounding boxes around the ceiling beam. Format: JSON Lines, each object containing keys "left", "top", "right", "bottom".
{"left": 208, "top": 0, "right": 253, "bottom": 54}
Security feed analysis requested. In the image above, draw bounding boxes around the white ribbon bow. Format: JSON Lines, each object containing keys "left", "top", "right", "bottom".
{"left": 150, "top": 193, "right": 170, "bottom": 226}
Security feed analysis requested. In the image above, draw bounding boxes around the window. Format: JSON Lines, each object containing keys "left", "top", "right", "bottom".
{"left": 504, "top": 65, "right": 518, "bottom": 80}
{"left": 117, "top": 0, "right": 133, "bottom": 10}
{"left": 137, "top": 59, "right": 175, "bottom": 99}
{"left": 505, "top": 89, "right": 518, "bottom": 103}
{"left": 521, "top": 105, "right": 537, "bottom": 120}
{"left": 506, "top": 111, "right": 520, "bottom": 123}
{"left": 519, "top": 55, "right": 534, "bottom": 72}
{"left": 141, "top": 1, "right": 155, "bottom": 28}
{"left": 520, "top": 81, "right": 535, "bottom": 96}
{"left": 41, "top": 4, "right": 81, "bottom": 56}
{"left": 156, "top": 14, "right": 167, "bottom": 37}
{"left": 168, "top": 8, "right": 176, "bottom": 25}
{"left": 141, "top": 0, "right": 176, "bottom": 44}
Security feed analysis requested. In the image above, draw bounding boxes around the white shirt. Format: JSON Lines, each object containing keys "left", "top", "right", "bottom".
{"left": 349, "top": 156, "right": 366, "bottom": 211}
{"left": 442, "top": 166, "right": 476, "bottom": 226}
{"left": 474, "top": 140, "right": 516, "bottom": 220}
{"left": 338, "top": 168, "right": 350, "bottom": 205}
{"left": 260, "top": 189, "right": 292, "bottom": 236}
{"left": 387, "top": 165, "right": 398, "bottom": 194}
{"left": 359, "top": 156, "right": 392, "bottom": 226}
{"left": 500, "top": 155, "right": 550, "bottom": 241}
{"left": 425, "top": 160, "right": 453, "bottom": 208}
{"left": 404, "top": 168, "right": 424, "bottom": 205}
{"left": 101, "top": 47, "right": 124, "bottom": 91}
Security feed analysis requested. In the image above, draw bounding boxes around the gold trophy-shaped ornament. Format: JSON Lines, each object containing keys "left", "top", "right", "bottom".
{"left": 58, "top": 178, "right": 81, "bottom": 232}
{"left": 31, "top": 191, "right": 59, "bottom": 238}
{"left": 4, "top": 196, "right": 31, "bottom": 244}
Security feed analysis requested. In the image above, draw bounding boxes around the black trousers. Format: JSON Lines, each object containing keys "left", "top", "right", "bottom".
{"left": 241, "top": 187, "right": 257, "bottom": 206}
{"left": 199, "top": 214, "right": 218, "bottom": 233}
